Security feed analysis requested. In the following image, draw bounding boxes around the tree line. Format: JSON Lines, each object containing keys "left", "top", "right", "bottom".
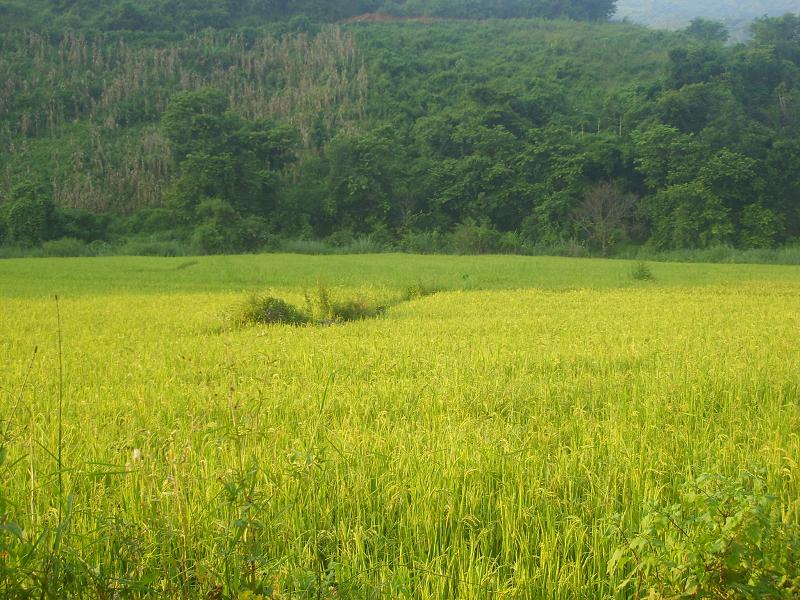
{"left": 1, "top": 0, "right": 617, "bottom": 32}
{"left": 1, "top": 13, "right": 799, "bottom": 255}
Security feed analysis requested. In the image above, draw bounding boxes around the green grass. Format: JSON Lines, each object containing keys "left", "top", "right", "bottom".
{"left": 1, "top": 254, "right": 799, "bottom": 598}
{"left": 2, "top": 253, "right": 800, "bottom": 298}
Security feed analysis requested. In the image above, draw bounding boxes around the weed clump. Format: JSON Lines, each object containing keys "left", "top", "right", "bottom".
{"left": 403, "top": 281, "right": 442, "bottom": 301}
{"left": 237, "top": 295, "right": 310, "bottom": 326}
{"left": 232, "top": 286, "right": 395, "bottom": 329}
{"left": 630, "top": 261, "right": 654, "bottom": 281}
{"left": 331, "top": 298, "right": 387, "bottom": 321}
{"left": 304, "top": 286, "right": 386, "bottom": 323}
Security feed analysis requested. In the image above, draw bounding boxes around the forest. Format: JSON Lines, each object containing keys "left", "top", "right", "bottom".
{"left": 0, "top": 0, "right": 616, "bottom": 30}
{"left": 0, "top": 0, "right": 799, "bottom": 256}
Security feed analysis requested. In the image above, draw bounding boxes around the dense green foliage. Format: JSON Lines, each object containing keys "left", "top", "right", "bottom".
{"left": 0, "top": 5, "right": 799, "bottom": 255}
{"left": 611, "top": 472, "right": 800, "bottom": 597}
{"left": 0, "top": 0, "right": 615, "bottom": 31}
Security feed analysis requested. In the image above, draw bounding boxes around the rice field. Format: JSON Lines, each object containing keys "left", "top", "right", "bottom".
{"left": 1, "top": 254, "right": 799, "bottom": 598}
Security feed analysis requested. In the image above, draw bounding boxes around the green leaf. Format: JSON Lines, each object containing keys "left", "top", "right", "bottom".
{"left": 0, "top": 522, "right": 23, "bottom": 539}
{"left": 607, "top": 547, "right": 626, "bottom": 575}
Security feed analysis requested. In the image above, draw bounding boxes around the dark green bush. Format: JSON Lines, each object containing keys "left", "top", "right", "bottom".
{"left": 55, "top": 207, "right": 111, "bottom": 242}
{"left": 41, "top": 237, "right": 90, "bottom": 257}
{"left": 6, "top": 195, "right": 55, "bottom": 247}
{"left": 237, "top": 296, "right": 310, "bottom": 326}
{"left": 191, "top": 200, "right": 269, "bottom": 254}
{"left": 404, "top": 281, "right": 443, "bottom": 301}
{"left": 330, "top": 299, "right": 386, "bottom": 322}
{"left": 448, "top": 220, "right": 502, "bottom": 254}
{"left": 325, "top": 229, "right": 356, "bottom": 248}
{"left": 399, "top": 230, "right": 445, "bottom": 254}
{"left": 738, "top": 203, "right": 783, "bottom": 249}
{"left": 191, "top": 221, "right": 232, "bottom": 254}
{"left": 303, "top": 286, "right": 389, "bottom": 323}
{"left": 88, "top": 240, "right": 115, "bottom": 256}
{"left": 498, "top": 231, "right": 525, "bottom": 254}
{"left": 630, "top": 261, "right": 654, "bottom": 281}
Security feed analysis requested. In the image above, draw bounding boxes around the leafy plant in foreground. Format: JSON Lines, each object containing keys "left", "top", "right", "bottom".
{"left": 610, "top": 471, "right": 800, "bottom": 598}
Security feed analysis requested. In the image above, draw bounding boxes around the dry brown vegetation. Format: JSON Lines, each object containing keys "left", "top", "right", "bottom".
{"left": 0, "top": 27, "right": 367, "bottom": 211}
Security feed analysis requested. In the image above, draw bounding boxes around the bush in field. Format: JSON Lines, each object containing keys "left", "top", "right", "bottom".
{"left": 304, "top": 286, "right": 387, "bottom": 323}
{"left": 630, "top": 261, "right": 654, "bottom": 281}
{"left": 330, "top": 298, "right": 386, "bottom": 321}
{"left": 237, "top": 296, "right": 310, "bottom": 326}
{"left": 610, "top": 472, "right": 800, "bottom": 598}
{"left": 403, "top": 281, "right": 443, "bottom": 301}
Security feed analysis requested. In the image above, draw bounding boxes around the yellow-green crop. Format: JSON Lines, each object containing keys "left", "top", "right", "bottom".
{"left": 1, "top": 254, "right": 798, "bottom": 598}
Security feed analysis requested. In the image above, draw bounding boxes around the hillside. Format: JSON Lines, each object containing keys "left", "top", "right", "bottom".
{"left": 1, "top": 6, "right": 799, "bottom": 255}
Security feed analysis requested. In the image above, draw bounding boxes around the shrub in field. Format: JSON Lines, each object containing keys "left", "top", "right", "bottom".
{"left": 232, "top": 288, "right": 394, "bottom": 329}
{"left": 403, "top": 281, "right": 443, "bottom": 301}
{"left": 237, "top": 295, "right": 310, "bottom": 326}
{"left": 631, "top": 261, "right": 654, "bottom": 281}
{"left": 330, "top": 298, "right": 386, "bottom": 321}
{"left": 304, "top": 286, "right": 386, "bottom": 323}
{"left": 610, "top": 472, "right": 800, "bottom": 598}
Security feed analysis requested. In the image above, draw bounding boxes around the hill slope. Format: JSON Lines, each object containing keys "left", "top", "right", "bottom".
{"left": 1, "top": 12, "right": 799, "bottom": 254}
{"left": 0, "top": 0, "right": 616, "bottom": 31}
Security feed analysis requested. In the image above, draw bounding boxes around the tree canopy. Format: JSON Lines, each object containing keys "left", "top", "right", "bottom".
{"left": 0, "top": 0, "right": 617, "bottom": 31}
{"left": 1, "top": 11, "right": 799, "bottom": 254}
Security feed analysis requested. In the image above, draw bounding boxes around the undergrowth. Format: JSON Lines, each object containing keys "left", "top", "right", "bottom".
{"left": 630, "top": 261, "right": 654, "bottom": 281}
{"left": 236, "top": 295, "right": 310, "bottom": 327}
{"left": 233, "top": 282, "right": 443, "bottom": 328}
{"left": 302, "top": 286, "right": 388, "bottom": 324}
